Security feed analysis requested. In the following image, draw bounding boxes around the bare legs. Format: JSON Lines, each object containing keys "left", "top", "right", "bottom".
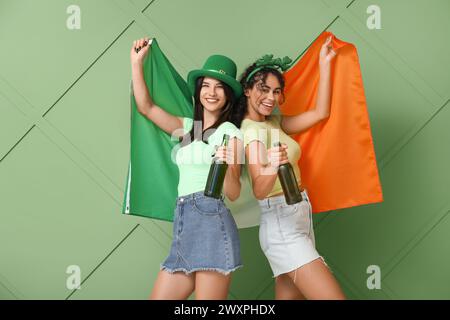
{"left": 150, "top": 260, "right": 343, "bottom": 300}
{"left": 275, "top": 273, "right": 306, "bottom": 300}
{"left": 195, "top": 271, "right": 231, "bottom": 300}
{"left": 150, "top": 270, "right": 194, "bottom": 300}
{"left": 275, "top": 258, "right": 346, "bottom": 300}
{"left": 150, "top": 270, "right": 231, "bottom": 300}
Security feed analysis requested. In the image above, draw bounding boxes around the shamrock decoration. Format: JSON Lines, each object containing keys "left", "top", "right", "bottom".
{"left": 255, "top": 54, "right": 293, "bottom": 71}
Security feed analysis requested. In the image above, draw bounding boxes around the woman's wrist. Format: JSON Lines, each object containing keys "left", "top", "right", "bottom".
{"left": 131, "top": 60, "right": 144, "bottom": 70}
{"left": 264, "top": 162, "right": 279, "bottom": 175}
{"left": 319, "top": 61, "right": 331, "bottom": 73}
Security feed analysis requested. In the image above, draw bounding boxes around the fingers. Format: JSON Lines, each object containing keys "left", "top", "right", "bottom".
{"left": 213, "top": 146, "right": 229, "bottom": 163}
{"left": 269, "top": 144, "right": 288, "bottom": 154}
{"left": 214, "top": 145, "right": 239, "bottom": 164}
{"left": 216, "top": 148, "right": 227, "bottom": 159}
{"left": 319, "top": 36, "right": 337, "bottom": 63}
{"left": 271, "top": 152, "right": 288, "bottom": 162}
{"left": 270, "top": 149, "right": 287, "bottom": 157}
{"left": 268, "top": 144, "right": 289, "bottom": 168}
{"left": 136, "top": 38, "right": 143, "bottom": 53}
{"left": 132, "top": 39, "right": 141, "bottom": 53}
{"left": 133, "top": 37, "right": 151, "bottom": 54}
{"left": 322, "top": 36, "right": 334, "bottom": 55}
{"left": 330, "top": 49, "right": 337, "bottom": 58}
{"left": 141, "top": 40, "right": 150, "bottom": 54}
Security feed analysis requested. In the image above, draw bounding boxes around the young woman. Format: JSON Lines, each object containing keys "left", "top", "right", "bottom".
{"left": 237, "top": 36, "right": 346, "bottom": 300}
{"left": 130, "top": 37, "right": 244, "bottom": 300}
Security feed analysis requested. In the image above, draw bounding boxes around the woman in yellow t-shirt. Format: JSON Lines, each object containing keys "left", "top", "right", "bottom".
{"left": 237, "top": 36, "right": 346, "bottom": 299}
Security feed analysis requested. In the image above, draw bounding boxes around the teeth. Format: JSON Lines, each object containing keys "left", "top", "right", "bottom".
{"left": 262, "top": 103, "right": 273, "bottom": 107}
{"left": 206, "top": 99, "right": 218, "bottom": 103}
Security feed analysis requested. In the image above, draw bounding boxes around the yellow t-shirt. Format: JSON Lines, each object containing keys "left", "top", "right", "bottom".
{"left": 241, "top": 114, "right": 302, "bottom": 197}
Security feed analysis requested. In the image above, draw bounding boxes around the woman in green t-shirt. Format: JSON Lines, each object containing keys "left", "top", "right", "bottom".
{"left": 130, "top": 38, "right": 244, "bottom": 300}
{"left": 237, "top": 36, "right": 346, "bottom": 299}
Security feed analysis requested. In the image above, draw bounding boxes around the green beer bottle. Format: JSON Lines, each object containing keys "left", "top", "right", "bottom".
{"left": 274, "top": 142, "right": 303, "bottom": 204}
{"left": 204, "top": 134, "right": 230, "bottom": 199}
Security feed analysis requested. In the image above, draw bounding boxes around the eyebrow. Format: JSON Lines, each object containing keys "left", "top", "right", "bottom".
{"left": 202, "top": 80, "right": 221, "bottom": 85}
{"left": 261, "top": 83, "right": 282, "bottom": 90}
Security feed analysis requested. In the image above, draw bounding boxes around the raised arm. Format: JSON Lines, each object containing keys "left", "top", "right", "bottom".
{"left": 281, "top": 35, "right": 337, "bottom": 135}
{"left": 130, "top": 38, "right": 184, "bottom": 137}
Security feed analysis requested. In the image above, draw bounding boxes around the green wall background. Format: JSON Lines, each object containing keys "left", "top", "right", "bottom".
{"left": 0, "top": 0, "right": 449, "bottom": 299}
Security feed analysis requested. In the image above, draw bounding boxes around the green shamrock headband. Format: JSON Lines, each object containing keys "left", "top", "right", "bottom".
{"left": 245, "top": 54, "right": 293, "bottom": 83}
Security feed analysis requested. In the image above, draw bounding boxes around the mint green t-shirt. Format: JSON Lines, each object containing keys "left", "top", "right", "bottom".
{"left": 175, "top": 118, "right": 243, "bottom": 197}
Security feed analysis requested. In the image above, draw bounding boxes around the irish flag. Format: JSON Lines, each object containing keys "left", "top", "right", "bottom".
{"left": 123, "top": 33, "right": 383, "bottom": 226}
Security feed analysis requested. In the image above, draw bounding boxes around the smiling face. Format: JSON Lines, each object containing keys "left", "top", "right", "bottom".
{"left": 245, "top": 73, "right": 282, "bottom": 118}
{"left": 199, "top": 77, "right": 227, "bottom": 113}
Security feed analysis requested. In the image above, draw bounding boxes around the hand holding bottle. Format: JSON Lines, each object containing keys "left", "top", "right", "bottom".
{"left": 213, "top": 145, "right": 235, "bottom": 164}
{"left": 272, "top": 142, "right": 302, "bottom": 204}
{"left": 267, "top": 143, "right": 289, "bottom": 169}
{"left": 205, "top": 135, "right": 230, "bottom": 199}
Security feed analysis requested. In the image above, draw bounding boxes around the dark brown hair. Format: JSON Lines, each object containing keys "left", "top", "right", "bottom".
{"left": 180, "top": 76, "right": 237, "bottom": 146}
{"left": 233, "top": 64, "right": 286, "bottom": 127}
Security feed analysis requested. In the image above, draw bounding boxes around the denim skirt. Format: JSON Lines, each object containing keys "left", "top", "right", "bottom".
{"left": 161, "top": 191, "right": 242, "bottom": 275}
{"left": 258, "top": 190, "right": 326, "bottom": 277}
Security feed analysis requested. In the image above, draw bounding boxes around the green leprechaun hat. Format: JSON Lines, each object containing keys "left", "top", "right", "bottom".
{"left": 187, "top": 54, "right": 242, "bottom": 98}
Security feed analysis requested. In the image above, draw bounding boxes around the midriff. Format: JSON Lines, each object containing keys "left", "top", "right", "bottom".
{"left": 269, "top": 184, "right": 305, "bottom": 198}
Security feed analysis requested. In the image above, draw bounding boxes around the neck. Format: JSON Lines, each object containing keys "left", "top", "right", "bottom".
{"left": 245, "top": 102, "right": 265, "bottom": 122}
{"left": 203, "top": 108, "right": 221, "bottom": 129}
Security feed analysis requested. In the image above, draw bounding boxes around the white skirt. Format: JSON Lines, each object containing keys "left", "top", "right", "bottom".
{"left": 257, "top": 190, "right": 325, "bottom": 277}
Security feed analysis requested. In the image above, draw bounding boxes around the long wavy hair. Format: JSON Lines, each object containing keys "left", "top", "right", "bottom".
{"left": 180, "top": 76, "right": 237, "bottom": 146}
{"left": 232, "top": 64, "right": 286, "bottom": 127}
